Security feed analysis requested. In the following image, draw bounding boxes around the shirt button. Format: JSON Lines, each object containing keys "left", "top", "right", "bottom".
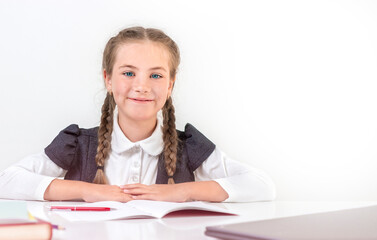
{"left": 132, "top": 176, "right": 139, "bottom": 182}
{"left": 133, "top": 161, "right": 140, "bottom": 168}
{"left": 133, "top": 145, "right": 140, "bottom": 152}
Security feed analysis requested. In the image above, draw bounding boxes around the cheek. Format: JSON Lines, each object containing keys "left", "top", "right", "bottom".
{"left": 111, "top": 83, "right": 131, "bottom": 106}
{"left": 156, "top": 86, "right": 169, "bottom": 100}
{"left": 151, "top": 88, "right": 168, "bottom": 108}
{"left": 113, "top": 81, "right": 130, "bottom": 95}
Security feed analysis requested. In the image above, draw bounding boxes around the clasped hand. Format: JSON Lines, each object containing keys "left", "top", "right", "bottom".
{"left": 83, "top": 183, "right": 189, "bottom": 203}
{"left": 120, "top": 183, "right": 189, "bottom": 202}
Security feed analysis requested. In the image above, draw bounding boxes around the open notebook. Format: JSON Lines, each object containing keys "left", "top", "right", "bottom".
{"left": 205, "top": 204, "right": 377, "bottom": 240}
{"left": 48, "top": 200, "right": 235, "bottom": 221}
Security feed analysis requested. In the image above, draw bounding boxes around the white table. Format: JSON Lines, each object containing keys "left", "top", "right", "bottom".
{"left": 14, "top": 200, "right": 377, "bottom": 239}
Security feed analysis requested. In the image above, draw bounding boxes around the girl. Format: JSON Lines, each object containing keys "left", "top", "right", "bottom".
{"left": 0, "top": 26, "right": 275, "bottom": 203}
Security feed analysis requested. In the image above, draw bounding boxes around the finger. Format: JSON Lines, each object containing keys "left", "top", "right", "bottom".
{"left": 120, "top": 184, "right": 144, "bottom": 189}
{"left": 123, "top": 188, "right": 151, "bottom": 195}
{"left": 131, "top": 194, "right": 156, "bottom": 201}
{"left": 118, "top": 194, "right": 133, "bottom": 203}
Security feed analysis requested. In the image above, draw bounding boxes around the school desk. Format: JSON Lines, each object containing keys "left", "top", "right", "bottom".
{"left": 1, "top": 199, "right": 376, "bottom": 240}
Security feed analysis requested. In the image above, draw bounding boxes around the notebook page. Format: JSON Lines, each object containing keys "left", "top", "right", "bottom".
{"left": 128, "top": 200, "right": 233, "bottom": 218}
{"left": 52, "top": 201, "right": 152, "bottom": 222}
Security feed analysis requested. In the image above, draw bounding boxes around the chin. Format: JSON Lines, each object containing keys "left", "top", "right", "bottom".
{"left": 129, "top": 113, "right": 157, "bottom": 123}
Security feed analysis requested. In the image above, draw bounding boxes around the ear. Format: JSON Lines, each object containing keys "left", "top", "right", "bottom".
{"left": 167, "top": 77, "right": 176, "bottom": 97}
{"left": 104, "top": 69, "right": 112, "bottom": 93}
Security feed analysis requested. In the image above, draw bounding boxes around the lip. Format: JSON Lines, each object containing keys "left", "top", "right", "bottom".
{"left": 128, "top": 97, "right": 154, "bottom": 103}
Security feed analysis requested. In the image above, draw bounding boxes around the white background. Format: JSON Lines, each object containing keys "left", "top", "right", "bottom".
{"left": 0, "top": 0, "right": 376, "bottom": 201}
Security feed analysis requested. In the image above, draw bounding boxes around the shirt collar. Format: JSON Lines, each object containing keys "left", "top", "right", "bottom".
{"left": 111, "top": 107, "right": 164, "bottom": 156}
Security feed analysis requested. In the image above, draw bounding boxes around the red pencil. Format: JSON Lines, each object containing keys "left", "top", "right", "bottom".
{"left": 49, "top": 206, "right": 111, "bottom": 211}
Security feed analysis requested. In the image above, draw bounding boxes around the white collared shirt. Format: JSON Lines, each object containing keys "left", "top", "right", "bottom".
{"left": 0, "top": 109, "right": 276, "bottom": 202}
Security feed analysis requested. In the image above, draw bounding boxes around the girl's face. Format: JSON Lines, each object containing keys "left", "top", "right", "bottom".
{"left": 105, "top": 41, "right": 174, "bottom": 125}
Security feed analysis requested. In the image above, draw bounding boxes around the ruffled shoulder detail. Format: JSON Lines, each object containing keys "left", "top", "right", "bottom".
{"left": 44, "top": 124, "right": 80, "bottom": 170}
{"left": 180, "top": 123, "right": 216, "bottom": 171}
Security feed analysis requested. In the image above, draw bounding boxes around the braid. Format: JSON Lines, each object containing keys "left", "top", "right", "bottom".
{"left": 93, "top": 92, "right": 116, "bottom": 184}
{"left": 162, "top": 97, "right": 178, "bottom": 184}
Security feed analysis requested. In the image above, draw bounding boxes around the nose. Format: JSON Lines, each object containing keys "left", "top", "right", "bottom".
{"left": 133, "top": 74, "right": 151, "bottom": 93}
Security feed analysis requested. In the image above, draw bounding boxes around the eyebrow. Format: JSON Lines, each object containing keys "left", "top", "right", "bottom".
{"left": 119, "top": 64, "right": 167, "bottom": 72}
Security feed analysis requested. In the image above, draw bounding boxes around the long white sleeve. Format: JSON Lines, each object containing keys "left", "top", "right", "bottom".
{"left": 0, "top": 151, "right": 66, "bottom": 201}
{"left": 194, "top": 148, "right": 276, "bottom": 202}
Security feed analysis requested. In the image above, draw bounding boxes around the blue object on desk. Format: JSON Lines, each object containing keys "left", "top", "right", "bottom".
{"left": 0, "top": 201, "right": 29, "bottom": 220}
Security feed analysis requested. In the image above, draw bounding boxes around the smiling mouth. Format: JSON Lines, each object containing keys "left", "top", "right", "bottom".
{"left": 128, "top": 98, "right": 153, "bottom": 102}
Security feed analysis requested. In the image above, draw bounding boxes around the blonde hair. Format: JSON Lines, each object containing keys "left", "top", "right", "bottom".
{"left": 93, "top": 26, "right": 180, "bottom": 185}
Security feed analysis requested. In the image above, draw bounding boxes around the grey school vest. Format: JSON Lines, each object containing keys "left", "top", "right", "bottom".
{"left": 44, "top": 123, "right": 215, "bottom": 184}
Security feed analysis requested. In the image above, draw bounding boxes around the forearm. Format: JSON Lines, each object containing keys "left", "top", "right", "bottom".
{"left": 43, "top": 179, "right": 88, "bottom": 201}
{"left": 182, "top": 181, "right": 229, "bottom": 202}
{"left": 44, "top": 179, "right": 132, "bottom": 202}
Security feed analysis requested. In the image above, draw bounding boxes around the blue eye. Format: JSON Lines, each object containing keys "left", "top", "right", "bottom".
{"left": 151, "top": 74, "right": 162, "bottom": 79}
{"left": 124, "top": 72, "right": 135, "bottom": 77}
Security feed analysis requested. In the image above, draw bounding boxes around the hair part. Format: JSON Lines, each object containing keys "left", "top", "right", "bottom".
{"left": 94, "top": 26, "right": 180, "bottom": 184}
